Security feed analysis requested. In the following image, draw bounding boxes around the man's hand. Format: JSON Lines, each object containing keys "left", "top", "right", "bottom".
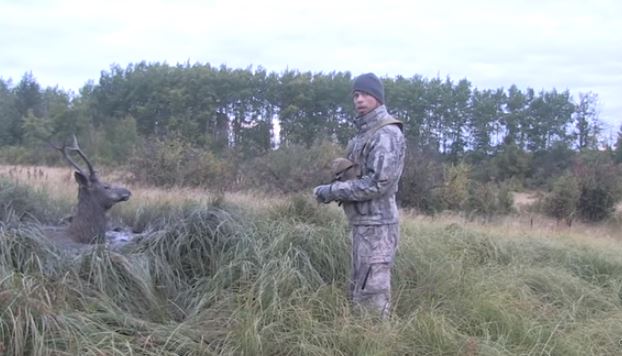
{"left": 313, "top": 184, "right": 333, "bottom": 204}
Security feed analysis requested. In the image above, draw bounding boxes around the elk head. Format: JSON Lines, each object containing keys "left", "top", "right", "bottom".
{"left": 51, "top": 135, "right": 131, "bottom": 243}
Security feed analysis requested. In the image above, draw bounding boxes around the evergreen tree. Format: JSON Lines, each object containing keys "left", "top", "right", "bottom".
{"left": 0, "top": 79, "right": 18, "bottom": 145}
{"left": 574, "top": 92, "right": 601, "bottom": 150}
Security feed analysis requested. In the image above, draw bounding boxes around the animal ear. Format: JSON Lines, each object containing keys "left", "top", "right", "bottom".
{"left": 74, "top": 171, "right": 89, "bottom": 186}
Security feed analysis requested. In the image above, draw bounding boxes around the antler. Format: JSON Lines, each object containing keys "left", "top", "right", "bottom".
{"left": 49, "top": 135, "right": 96, "bottom": 178}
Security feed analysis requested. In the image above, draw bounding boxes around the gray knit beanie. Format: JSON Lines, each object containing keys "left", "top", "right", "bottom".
{"left": 352, "top": 73, "right": 384, "bottom": 104}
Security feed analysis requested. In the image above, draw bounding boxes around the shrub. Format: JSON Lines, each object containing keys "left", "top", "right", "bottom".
{"left": 543, "top": 174, "right": 581, "bottom": 225}
{"left": 490, "top": 143, "right": 531, "bottom": 182}
{"left": 91, "top": 116, "right": 139, "bottom": 165}
{"left": 496, "top": 182, "right": 515, "bottom": 214}
{"left": 242, "top": 140, "right": 343, "bottom": 193}
{"left": 527, "top": 143, "right": 576, "bottom": 187}
{"left": 465, "top": 181, "right": 514, "bottom": 218}
{"left": 573, "top": 152, "right": 622, "bottom": 222}
{"left": 466, "top": 182, "right": 497, "bottom": 217}
{"left": 440, "top": 162, "right": 471, "bottom": 211}
{"left": 128, "top": 137, "right": 236, "bottom": 190}
{"left": 0, "top": 146, "right": 60, "bottom": 165}
{"left": 398, "top": 148, "right": 445, "bottom": 214}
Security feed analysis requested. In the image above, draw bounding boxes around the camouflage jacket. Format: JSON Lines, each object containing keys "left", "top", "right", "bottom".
{"left": 330, "top": 105, "right": 406, "bottom": 225}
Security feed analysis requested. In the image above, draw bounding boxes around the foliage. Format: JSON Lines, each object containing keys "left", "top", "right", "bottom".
{"left": 614, "top": 124, "right": 622, "bottom": 164}
{"left": 0, "top": 146, "right": 60, "bottom": 165}
{"left": 440, "top": 162, "right": 471, "bottom": 211}
{"left": 0, "top": 65, "right": 606, "bottom": 158}
{"left": 573, "top": 92, "right": 600, "bottom": 150}
{"left": 573, "top": 152, "right": 622, "bottom": 222}
{"left": 489, "top": 142, "right": 531, "bottom": 182}
{"left": 465, "top": 181, "right": 514, "bottom": 217}
{"left": 538, "top": 151, "right": 622, "bottom": 223}
{"left": 397, "top": 147, "right": 445, "bottom": 214}
{"left": 542, "top": 173, "right": 581, "bottom": 225}
{"left": 243, "top": 140, "right": 343, "bottom": 193}
{"left": 91, "top": 115, "right": 139, "bottom": 165}
{"left": 128, "top": 136, "right": 236, "bottom": 190}
{"left": 528, "top": 142, "right": 576, "bottom": 187}
{"left": 1, "top": 65, "right": 620, "bottom": 219}
{"left": 496, "top": 182, "right": 515, "bottom": 214}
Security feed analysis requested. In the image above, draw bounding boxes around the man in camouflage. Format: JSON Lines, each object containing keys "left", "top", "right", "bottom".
{"left": 313, "top": 73, "right": 406, "bottom": 319}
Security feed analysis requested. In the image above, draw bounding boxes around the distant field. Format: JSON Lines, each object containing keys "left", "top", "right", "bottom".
{"left": 1, "top": 164, "right": 622, "bottom": 355}
{"left": 3, "top": 164, "right": 619, "bottom": 242}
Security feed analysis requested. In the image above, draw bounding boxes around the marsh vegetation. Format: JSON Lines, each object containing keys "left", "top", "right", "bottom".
{"left": 1, "top": 166, "right": 621, "bottom": 355}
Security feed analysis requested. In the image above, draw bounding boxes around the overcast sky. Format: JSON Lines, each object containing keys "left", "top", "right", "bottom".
{"left": 2, "top": 0, "right": 621, "bottom": 133}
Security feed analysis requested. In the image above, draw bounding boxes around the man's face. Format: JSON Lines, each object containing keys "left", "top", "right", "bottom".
{"left": 353, "top": 91, "right": 380, "bottom": 116}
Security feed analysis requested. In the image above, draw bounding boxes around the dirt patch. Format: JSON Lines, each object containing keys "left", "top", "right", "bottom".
{"left": 512, "top": 191, "right": 540, "bottom": 212}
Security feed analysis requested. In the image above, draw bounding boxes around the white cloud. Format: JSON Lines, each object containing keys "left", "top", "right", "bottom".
{"left": 0, "top": 0, "right": 620, "bottom": 126}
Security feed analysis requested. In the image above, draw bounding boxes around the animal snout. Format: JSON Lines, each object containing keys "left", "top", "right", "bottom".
{"left": 118, "top": 189, "right": 132, "bottom": 201}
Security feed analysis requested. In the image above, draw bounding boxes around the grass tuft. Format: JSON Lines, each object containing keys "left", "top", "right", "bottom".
{"left": 1, "top": 175, "right": 622, "bottom": 355}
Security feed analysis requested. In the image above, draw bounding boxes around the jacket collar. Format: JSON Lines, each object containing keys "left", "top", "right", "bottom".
{"left": 354, "top": 105, "right": 388, "bottom": 133}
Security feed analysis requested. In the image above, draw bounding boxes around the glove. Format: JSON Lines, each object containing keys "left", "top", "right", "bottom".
{"left": 313, "top": 184, "right": 333, "bottom": 204}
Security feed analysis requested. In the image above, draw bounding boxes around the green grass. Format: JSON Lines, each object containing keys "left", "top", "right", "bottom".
{"left": 1, "top": 180, "right": 622, "bottom": 355}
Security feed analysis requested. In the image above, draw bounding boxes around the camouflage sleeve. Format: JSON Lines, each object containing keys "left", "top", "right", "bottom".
{"left": 329, "top": 127, "right": 404, "bottom": 202}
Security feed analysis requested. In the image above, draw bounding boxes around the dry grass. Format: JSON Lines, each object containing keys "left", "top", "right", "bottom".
{"left": 1, "top": 165, "right": 75, "bottom": 201}
{"left": 3, "top": 164, "right": 621, "bottom": 242}
{"left": 0, "top": 164, "right": 285, "bottom": 213}
{"left": 3, "top": 165, "right": 622, "bottom": 355}
{"left": 405, "top": 210, "right": 622, "bottom": 246}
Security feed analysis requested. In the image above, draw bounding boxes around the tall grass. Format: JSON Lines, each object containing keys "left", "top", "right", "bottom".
{"left": 1, "top": 176, "right": 622, "bottom": 355}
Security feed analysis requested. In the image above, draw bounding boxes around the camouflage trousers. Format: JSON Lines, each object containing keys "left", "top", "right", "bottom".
{"left": 349, "top": 223, "right": 399, "bottom": 319}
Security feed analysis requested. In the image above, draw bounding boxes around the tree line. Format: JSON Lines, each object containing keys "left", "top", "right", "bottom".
{"left": 0, "top": 62, "right": 610, "bottom": 155}
{"left": 1, "top": 62, "right": 622, "bottom": 220}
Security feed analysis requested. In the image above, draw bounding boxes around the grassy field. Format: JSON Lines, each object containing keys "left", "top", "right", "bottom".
{"left": 1, "top": 165, "right": 622, "bottom": 355}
